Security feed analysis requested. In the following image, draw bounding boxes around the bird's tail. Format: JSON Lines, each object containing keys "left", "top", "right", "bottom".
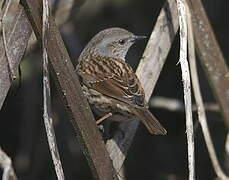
{"left": 131, "top": 107, "right": 167, "bottom": 135}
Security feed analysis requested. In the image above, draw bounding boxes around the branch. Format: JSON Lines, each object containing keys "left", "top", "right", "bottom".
{"left": 20, "top": 0, "right": 118, "bottom": 179}
{"left": 0, "top": 147, "right": 17, "bottom": 180}
{"left": 106, "top": 0, "right": 179, "bottom": 173}
{"left": 42, "top": 0, "right": 65, "bottom": 179}
{"left": 177, "top": 0, "right": 195, "bottom": 179}
{"left": 187, "top": 0, "right": 229, "bottom": 128}
{"left": 187, "top": 4, "right": 229, "bottom": 180}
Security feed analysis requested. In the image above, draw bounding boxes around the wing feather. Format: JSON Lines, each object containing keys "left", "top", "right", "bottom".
{"left": 77, "top": 56, "right": 146, "bottom": 107}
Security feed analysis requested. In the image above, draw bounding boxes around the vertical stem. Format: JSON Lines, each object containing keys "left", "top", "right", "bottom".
{"left": 42, "top": 0, "right": 65, "bottom": 179}
{"left": 177, "top": 0, "right": 195, "bottom": 179}
{"left": 187, "top": 4, "right": 229, "bottom": 179}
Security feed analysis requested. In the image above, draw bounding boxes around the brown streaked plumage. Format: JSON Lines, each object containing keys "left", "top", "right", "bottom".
{"left": 76, "top": 27, "right": 166, "bottom": 135}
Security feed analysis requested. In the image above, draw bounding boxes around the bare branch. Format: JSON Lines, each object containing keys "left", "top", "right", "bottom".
{"left": 106, "top": 0, "right": 179, "bottom": 173}
{"left": 187, "top": 4, "right": 229, "bottom": 180}
{"left": 0, "top": 147, "right": 17, "bottom": 180}
{"left": 177, "top": 0, "right": 195, "bottom": 179}
{"left": 42, "top": 0, "right": 65, "bottom": 179}
{"left": 187, "top": 0, "right": 229, "bottom": 128}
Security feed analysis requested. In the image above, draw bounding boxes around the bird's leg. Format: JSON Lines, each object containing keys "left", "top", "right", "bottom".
{"left": 96, "top": 113, "right": 112, "bottom": 125}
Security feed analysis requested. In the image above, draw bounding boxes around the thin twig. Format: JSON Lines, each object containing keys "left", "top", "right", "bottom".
{"left": 42, "top": 0, "right": 65, "bottom": 179}
{"left": 176, "top": 0, "right": 195, "bottom": 179}
{"left": 0, "top": 147, "right": 17, "bottom": 180}
{"left": 187, "top": 4, "right": 229, "bottom": 180}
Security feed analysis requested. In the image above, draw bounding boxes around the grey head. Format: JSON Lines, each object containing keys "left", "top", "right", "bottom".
{"left": 79, "top": 27, "right": 146, "bottom": 61}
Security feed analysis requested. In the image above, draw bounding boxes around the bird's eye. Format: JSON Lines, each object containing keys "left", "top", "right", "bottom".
{"left": 118, "top": 39, "right": 126, "bottom": 45}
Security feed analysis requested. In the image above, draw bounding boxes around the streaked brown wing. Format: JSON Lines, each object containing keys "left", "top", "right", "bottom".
{"left": 77, "top": 56, "right": 145, "bottom": 107}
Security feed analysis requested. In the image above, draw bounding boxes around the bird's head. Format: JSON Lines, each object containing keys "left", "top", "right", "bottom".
{"left": 82, "top": 27, "right": 146, "bottom": 61}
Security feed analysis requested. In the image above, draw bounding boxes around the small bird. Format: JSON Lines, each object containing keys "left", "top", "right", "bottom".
{"left": 76, "top": 27, "right": 166, "bottom": 135}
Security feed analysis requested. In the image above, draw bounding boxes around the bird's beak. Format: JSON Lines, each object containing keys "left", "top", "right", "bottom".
{"left": 131, "top": 35, "right": 147, "bottom": 42}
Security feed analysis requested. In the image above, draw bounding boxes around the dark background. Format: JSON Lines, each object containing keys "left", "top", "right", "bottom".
{"left": 0, "top": 0, "right": 228, "bottom": 179}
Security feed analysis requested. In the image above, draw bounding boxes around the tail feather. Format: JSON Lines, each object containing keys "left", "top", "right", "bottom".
{"left": 132, "top": 107, "right": 167, "bottom": 135}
